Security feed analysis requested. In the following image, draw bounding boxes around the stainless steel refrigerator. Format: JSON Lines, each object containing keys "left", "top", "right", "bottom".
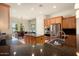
{"left": 50, "top": 24, "right": 61, "bottom": 36}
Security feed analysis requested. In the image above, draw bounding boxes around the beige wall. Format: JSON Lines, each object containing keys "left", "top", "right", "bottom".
{"left": 0, "top": 4, "right": 10, "bottom": 33}
{"left": 50, "top": 9, "right": 75, "bottom": 18}
{"left": 36, "top": 16, "right": 45, "bottom": 36}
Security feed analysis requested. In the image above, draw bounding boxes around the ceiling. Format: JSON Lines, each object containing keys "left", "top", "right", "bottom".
{"left": 8, "top": 3, "right": 75, "bottom": 20}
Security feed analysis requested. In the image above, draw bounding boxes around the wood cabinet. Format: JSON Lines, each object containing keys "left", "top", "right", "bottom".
{"left": 44, "top": 16, "right": 63, "bottom": 28}
{"left": 24, "top": 35, "right": 45, "bottom": 45}
{"left": 36, "top": 36, "right": 45, "bottom": 45}
{"left": 62, "top": 18, "right": 68, "bottom": 28}
{"left": 50, "top": 18, "right": 56, "bottom": 24}
{"left": 44, "top": 19, "right": 51, "bottom": 28}
{"left": 50, "top": 16, "right": 63, "bottom": 24}
{"left": 24, "top": 35, "right": 36, "bottom": 45}
{"left": 55, "top": 16, "right": 63, "bottom": 23}
{"left": 62, "top": 16, "right": 76, "bottom": 29}
{"left": 65, "top": 35, "right": 76, "bottom": 48}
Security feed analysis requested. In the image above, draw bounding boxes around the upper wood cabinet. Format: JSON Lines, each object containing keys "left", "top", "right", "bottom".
{"left": 50, "top": 18, "right": 56, "bottom": 24}
{"left": 44, "top": 16, "right": 63, "bottom": 28}
{"left": 44, "top": 19, "right": 49, "bottom": 28}
{"left": 55, "top": 16, "right": 63, "bottom": 23}
{"left": 0, "top": 4, "right": 10, "bottom": 32}
{"left": 44, "top": 19, "right": 51, "bottom": 28}
{"left": 62, "top": 16, "right": 76, "bottom": 29}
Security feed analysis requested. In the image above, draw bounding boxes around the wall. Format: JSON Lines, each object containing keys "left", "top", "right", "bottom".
{"left": 0, "top": 4, "right": 10, "bottom": 33}
{"left": 76, "top": 18, "right": 79, "bottom": 52}
{"left": 76, "top": 9, "right": 79, "bottom": 52}
{"left": 36, "top": 16, "right": 45, "bottom": 36}
{"left": 50, "top": 9, "right": 75, "bottom": 18}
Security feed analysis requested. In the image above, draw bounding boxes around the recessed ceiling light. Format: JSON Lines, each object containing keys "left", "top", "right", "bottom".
{"left": 31, "top": 7, "right": 34, "bottom": 11}
{"left": 76, "top": 52, "right": 79, "bottom": 56}
{"left": 39, "top": 11, "right": 42, "bottom": 14}
{"left": 53, "top": 5, "right": 56, "bottom": 8}
{"left": 32, "top": 53, "right": 34, "bottom": 56}
{"left": 13, "top": 51, "right": 16, "bottom": 56}
{"left": 32, "top": 45, "right": 35, "bottom": 48}
{"left": 17, "top": 3, "right": 21, "bottom": 5}
{"left": 40, "top": 49, "right": 43, "bottom": 52}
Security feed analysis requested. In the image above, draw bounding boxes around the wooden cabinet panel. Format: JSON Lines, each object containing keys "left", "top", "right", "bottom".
{"left": 50, "top": 16, "right": 63, "bottom": 24}
{"left": 65, "top": 35, "right": 76, "bottom": 48}
{"left": 62, "top": 18, "right": 69, "bottom": 28}
{"left": 55, "top": 16, "right": 63, "bottom": 23}
{"left": 68, "top": 17, "right": 76, "bottom": 28}
{"left": 47, "top": 19, "right": 51, "bottom": 26}
{"left": 44, "top": 19, "right": 51, "bottom": 28}
{"left": 36, "top": 36, "right": 45, "bottom": 45}
{"left": 50, "top": 18, "right": 56, "bottom": 24}
{"left": 44, "top": 19, "right": 48, "bottom": 28}
{"left": 62, "top": 16, "right": 76, "bottom": 29}
{"left": 24, "top": 35, "right": 36, "bottom": 45}
{"left": 44, "top": 16, "right": 63, "bottom": 28}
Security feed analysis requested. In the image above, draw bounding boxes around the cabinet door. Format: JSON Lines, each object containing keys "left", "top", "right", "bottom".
{"left": 62, "top": 16, "right": 76, "bottom": 29}
{"left": 68, "top": 17, "right": 76, "bottom": 28}
{"left": 65, "top": 35, "right": 76, "bottom": 48}
{"left": 55, "top": 17, "right": 62, "bottom": 23}
{"left": 44, "top": 19, "right": 51, "bottom": 28}
{"left": 36, "top": 36, "right": 45, "bottom": 45}
{"left": 44, "top": 19, "right": 48, "bottom": 28}
{"left": 62, "top": 19, "right": 69, "bottom": 28}
{"left": 50, "top": 18, "right": 56, "bottom": 24}
{"left": 47, "top": 19, "right": 51, "bottom": 26}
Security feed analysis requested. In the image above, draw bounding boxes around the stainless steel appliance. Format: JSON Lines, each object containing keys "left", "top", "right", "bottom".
{"left": 50, "top": 24, "right": 61, "bottom": 36}
{"left": 44, "top": 23, "right": 61, "bottom": 37}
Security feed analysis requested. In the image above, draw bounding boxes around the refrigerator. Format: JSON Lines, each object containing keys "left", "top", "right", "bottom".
{"left": 50, "top": 24, "right": 61, "bottom": 36}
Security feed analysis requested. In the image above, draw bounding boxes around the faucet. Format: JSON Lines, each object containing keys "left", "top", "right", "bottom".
{"left": 56, "top": 30, "right": 67, "bottom": 41}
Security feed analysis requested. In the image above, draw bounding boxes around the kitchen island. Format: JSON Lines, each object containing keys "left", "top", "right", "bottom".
{"left": 24, "top": 33, "right": 45, "bottom": 45}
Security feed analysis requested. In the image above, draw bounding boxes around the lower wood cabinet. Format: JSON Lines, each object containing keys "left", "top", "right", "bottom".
{"left": 24, "top": 35, "right": 36, "bottom": 45}
{"left": 24, "top": 35, "right": 45, "bottom": 45}
{"left": 65, "top": 35, "right": 76, "bottom": 48}
{"left": 36, "top": 36, "right": 45, "bottom": 45}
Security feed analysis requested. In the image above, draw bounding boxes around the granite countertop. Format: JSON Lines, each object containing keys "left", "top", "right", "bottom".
{"left": 24, "top": 32, "right": 36, "bottom": 37}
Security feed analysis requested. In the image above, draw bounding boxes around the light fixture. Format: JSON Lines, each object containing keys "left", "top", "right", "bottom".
{"left": 76, "top": 52, "right": 79, "bottom": 56}
{"left": 53, "top": 5, "right": 56, "bottom": 8}
{"left": 40, "top": 49, "right": 43, "bottom": 52}
{"left": 17, "top": 3, "right": 21, "bottom": 6}
{"left": 13, "top": 51, "right": 16, "bottom": 56}
{"left": 31, "top": 7, "right": 34, "bottom": 11}
{"left": 32, "top": 45, "right": 35, "bottom": 48}
{"left": 39, "top": 11, "right": 42, "bottom": 14}
{"left": 32, "top": 53, "right": 34, "bottom": 56}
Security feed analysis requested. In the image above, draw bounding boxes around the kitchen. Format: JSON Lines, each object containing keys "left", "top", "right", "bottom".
{"left": 0, "top": 3, "right": 78, "bottom": 56}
